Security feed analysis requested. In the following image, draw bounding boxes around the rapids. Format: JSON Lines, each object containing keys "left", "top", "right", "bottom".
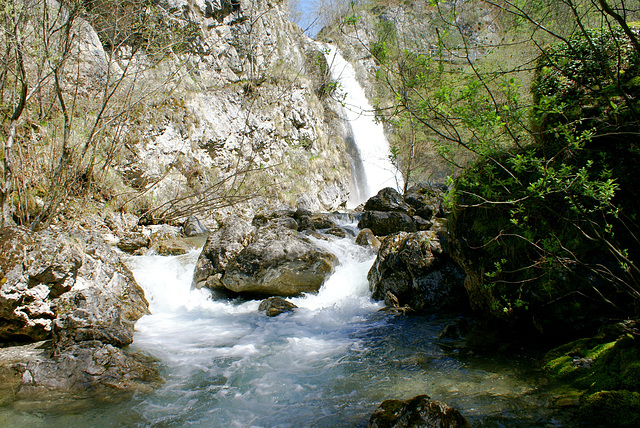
{"left": 0, "top": 224, "right": 575, "bottom": 427}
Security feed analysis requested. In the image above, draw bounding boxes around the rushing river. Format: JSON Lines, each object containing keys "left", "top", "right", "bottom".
{"left": 1, "top": 220, "right": 575, "bottom": 427}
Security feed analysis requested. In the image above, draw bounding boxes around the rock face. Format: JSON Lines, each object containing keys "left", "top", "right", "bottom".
{"left": 368, "top": 395, "right": 470, "bottom": 428}
{"left": 368, "top": 230, "right": 465, "bottom": 312}
{"left": 194, "top": 214, "right": 337, "bottom": 297}
{"left": 111, "top": 0, "right": 354, "bottom": 218}
{"left": 0, "top": 226, "right": 158, "bottom": 394}
{"left": 357, "top": 185, "right": 466, "bottom": 312}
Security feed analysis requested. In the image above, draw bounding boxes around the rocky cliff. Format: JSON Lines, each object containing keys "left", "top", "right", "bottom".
{"left": 114, "top": 0, "right": 355, "bottom": 220}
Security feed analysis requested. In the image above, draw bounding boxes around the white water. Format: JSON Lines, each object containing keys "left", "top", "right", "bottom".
{"left": 319, "top": 44, "right": 403, "bottom": 206}
{"left": 0, "top": 227, "right": 571, "bottom": 426}
{"left": 127, "top": 232, "right": 388, "bottom": 426}
{"left": 116, "top": 229, "right": 565, "bottom": 427}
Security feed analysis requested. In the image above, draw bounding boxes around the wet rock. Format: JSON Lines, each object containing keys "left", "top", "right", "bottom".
{"left": 222, "top": 223, "right": 336, "bottom": 296}
{"left": 413, "top": 216, "right": 433, "bottom": 231}
{"left": 194, "top": 216, "right": 337, "bottom": 297}
{"left": 15, "top": 341, "right": 161, "bottom": 394}
{"left": 358, "top": 211, "right": 416, "bottom": 236}
{"left": 294, "top": 210, "right": 337, "bottom": 231}
{"left": 368, "top": 394, "right": 470, "bottom": 428}
{"left": 183, "top": 215, "right": 209, "bottom": 236}
{"left": 258, "top": 297, "right": 298, "bottom": 317}
{"left": 193, "top": 216, "right": 256, "bottom": 290}
{"left": 364, "top": 187, "right": 413, "bottom": 214}
{"left": 117, "top": 234, "right": 150, "bottom": 253}
{"left": 0, "top": 226, "right": 157, "bottom": 394}
{"left": 355, "top": 228, "right": 381, "bottom": 251}
{"left": 368, "top": 231, "right": 465, "bottom": 312}
{"left": 324, "top": 227, "right": 347, "bottom": 238}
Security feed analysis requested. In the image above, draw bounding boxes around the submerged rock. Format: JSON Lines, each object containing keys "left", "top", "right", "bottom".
{"left": 258, "top": 297, "right": 298, "bottom": 317}
{"left": 368, "top": 394, "right": 470, "bottom": 428}
{"left": 194, "top": 215, "right": 337, "bottom": 298}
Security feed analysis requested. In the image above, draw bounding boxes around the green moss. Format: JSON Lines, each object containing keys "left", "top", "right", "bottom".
{"left": 580, "top": 390, "right": 640, "bottom": 428}
{"left": 545, "top": 331, "right": 640, "bottom": 394}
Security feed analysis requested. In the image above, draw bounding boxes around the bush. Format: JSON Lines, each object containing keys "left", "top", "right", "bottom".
{"left": 449, "top": 27, "right": 640, "bottom": 335}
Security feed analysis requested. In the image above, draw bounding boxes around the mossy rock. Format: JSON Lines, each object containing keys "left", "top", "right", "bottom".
{"left": 545, "top": 329, "right": 640, "bottom": 394}
{"left": 580, "top": 390, "right": 640, "bottom": 428}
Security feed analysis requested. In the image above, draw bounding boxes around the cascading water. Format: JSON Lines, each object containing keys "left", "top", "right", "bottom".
{"left": 318, "top": 43, "right": 403, "bottom": 206}
{"left": 2, "top": 220, "right": 575, "bottom": 426}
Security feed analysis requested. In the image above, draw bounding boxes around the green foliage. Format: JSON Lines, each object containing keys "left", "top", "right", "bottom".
{"left": 450, "top": 26, "right": 640, "bottom": 332}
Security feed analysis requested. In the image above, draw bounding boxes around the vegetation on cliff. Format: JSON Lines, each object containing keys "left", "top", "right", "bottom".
{"left": 325, "top": 0, "right": 640, "bottom": 334}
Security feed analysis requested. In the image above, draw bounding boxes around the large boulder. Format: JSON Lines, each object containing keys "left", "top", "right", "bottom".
{"left": 194, "top": 216, "right": 337, "bottom": 298}
{"left": 0, "top": 226, "right": 157, "bottom": 394}
{"left": 0, "top": 226, "right": 83, "bottom": 341}
{"left": 193, "top": 216, "right": 257, "bottom": 291}
{"left": 368, "top": 395, "right": 470, "bottom": 428}
{"left": 359, "top": 211, "right": 417, "bottom": 237}
{"left": 364, "top": 188, "right": 413, "bottom": 214}
{"left": 368, "top": 231, "right": 465, "bottom": 312}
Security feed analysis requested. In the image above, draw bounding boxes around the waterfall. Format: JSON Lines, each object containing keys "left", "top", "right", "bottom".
{"left": 318, "top": 43, "right": 403, "bottom": 206}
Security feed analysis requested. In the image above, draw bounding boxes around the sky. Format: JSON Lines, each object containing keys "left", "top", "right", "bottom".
{"left": 289, "top": 0, "right": 324, "bottom": 37}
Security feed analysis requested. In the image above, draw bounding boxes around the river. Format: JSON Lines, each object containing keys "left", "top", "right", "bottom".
{"left": 0, "top": 217, "right": 573, "bottom": 427}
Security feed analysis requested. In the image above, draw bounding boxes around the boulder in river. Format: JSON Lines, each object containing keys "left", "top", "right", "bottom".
{"left": 194, "top": 216, "right": 337, "bottom": 298}
{"left": 367, "top": 230, "right": 465, "bottom": 312}
{"left": 358, "top": 211, "right": 416, "bottom": 236}
{"left": 368, "top": 394, "right": 470, "bottom": 428}
{"left": 258, "top": 296, "right": 298, "bottom": 317}
{"left": 363, "top": 187, "right": 413, "bottom": 214}
{"left": 0, "top": 225, "right": 159, "bottom": 394}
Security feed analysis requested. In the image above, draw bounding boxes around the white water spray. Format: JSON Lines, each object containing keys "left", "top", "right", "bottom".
{"left": 318, "top": 43, "right": 403, "bottom": 206}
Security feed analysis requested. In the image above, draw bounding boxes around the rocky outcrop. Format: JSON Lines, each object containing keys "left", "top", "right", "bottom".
{"left": 0, "top": 226, "right": 159, "bottom": 394}
{"left": 110, "top": 0, "right": 355, "bottom": 219}
{"left": 194, "top": 214, "right": 337, "bottom": 298}
{"left": 368, "top": 395, "right": 470, "bottom": 428}
{"left": 359, "top": 211, "right": 417, "bottom": 236}
{"left": 358, "top": 186, "right": 444, "bottom": 237}
{"left": 368, "top": 230, "right": 465, "bottom": 313}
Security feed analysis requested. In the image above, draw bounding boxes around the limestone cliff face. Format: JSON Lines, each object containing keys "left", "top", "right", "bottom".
{"left": 48, "top": 0, "right": 351, "bottom": 224}
{"left": 120, "top": 0, "right": 353, "bottom": 218}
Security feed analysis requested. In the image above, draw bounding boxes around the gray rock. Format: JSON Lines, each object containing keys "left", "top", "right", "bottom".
{"left": 193, "top": 216, "right": 256, "bottom": 290}
{"left": 368, "top": 395, "right": 470, "bottom": 428}
{"left": 183, "top": 215, "right": 209, "bottom": 237}
{"left": 0, "top": 226, "right": 157, "bottom": 395}
{"left": 117, "top": 234, "right": 150, "bottom": 253}
{"left": 194, "top": 216, "right": 337, "bottom": 297}
{"left": 367, "top": 231, "right": 465, "bottom": 312}
{"left": 363, "top": 187, "right": 413, "bottom": 214}
{"left": 355, "top": 228, "right": 381, "bottom": 251}
{"left": 222, "top": 224, "right": 337, "bottom": 296}
{"left": 358, "top": 211, "right": 416, "bottom": 236}
{"left": 258, "top": 296, "right": 297, "bottom": 317}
